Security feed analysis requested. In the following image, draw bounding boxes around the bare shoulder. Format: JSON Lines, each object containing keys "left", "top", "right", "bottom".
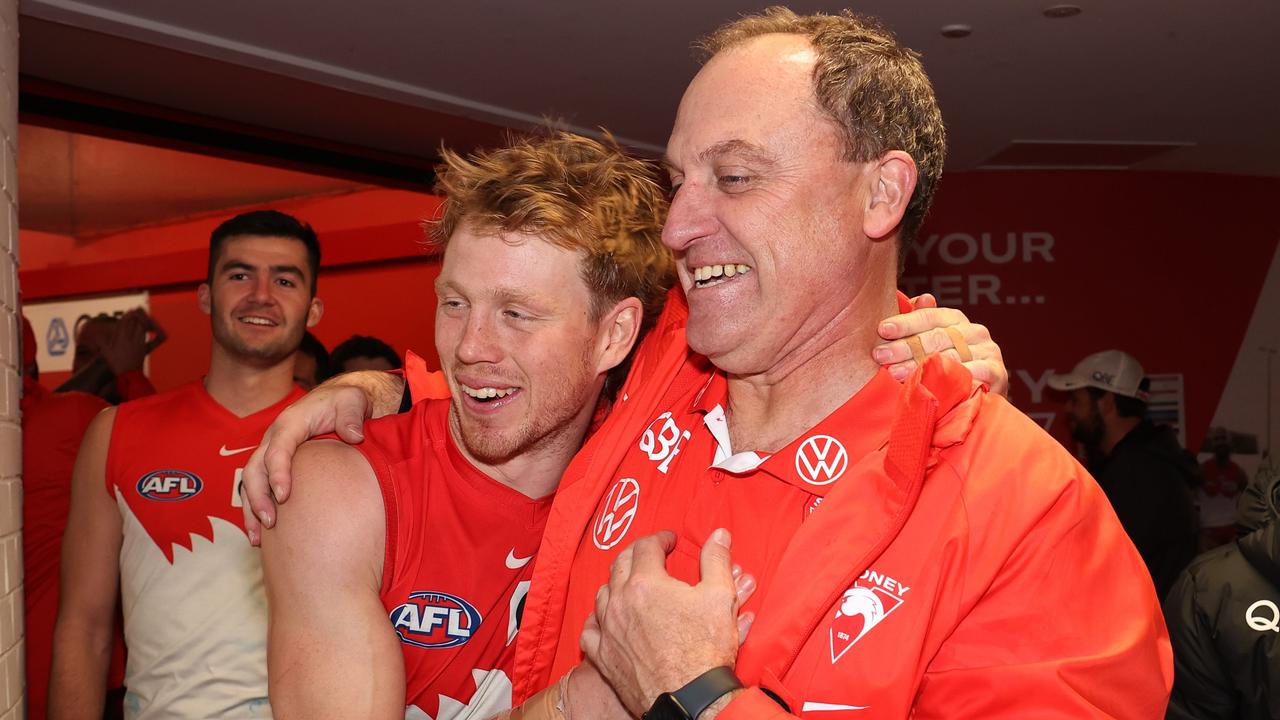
{"left": 264, "top": 439, "right": 386, "bottom": 572}
{"left": 73, "top": 404, "right": 119, "bottom": 475}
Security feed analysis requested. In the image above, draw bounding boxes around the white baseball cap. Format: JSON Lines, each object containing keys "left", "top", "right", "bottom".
{"left": 1047, "top": 349, "right": 1149, "bottom": 401}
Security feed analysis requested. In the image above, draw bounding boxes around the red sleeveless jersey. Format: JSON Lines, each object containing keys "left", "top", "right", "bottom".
{"left": 357, "top": 398, "right": 550, "bottom": 719}
{"left": 106, "top": 381, "right": 304, "bottom": 718}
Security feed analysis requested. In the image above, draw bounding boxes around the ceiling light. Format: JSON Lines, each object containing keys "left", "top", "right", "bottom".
{"left": 1043, "top": 5, "right": 1082, "bottom": 18}
{"left": 940, "top": 24, "right": 972, "bottom": 39}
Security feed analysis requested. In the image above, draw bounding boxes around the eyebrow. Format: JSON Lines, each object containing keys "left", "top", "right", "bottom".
{"left": 663, "top": 139, "right": 778, "bottom": 173}
{"left": 222, "top": 261, "right": 306, "bottom": 278}
{"left": 435, "top": 278, "right": 550, "bottom": 309}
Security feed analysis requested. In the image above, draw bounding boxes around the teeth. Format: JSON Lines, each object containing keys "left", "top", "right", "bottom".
{"left": 240, "top": 317, "right": 275, "bottom": 326}
{"left": 692, "top": 264, "right": 751, "bottom": 282}
{"left": 462, "top": 386, "right": 516, "bottom": 399}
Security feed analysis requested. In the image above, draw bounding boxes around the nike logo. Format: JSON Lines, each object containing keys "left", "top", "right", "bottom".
{"left": 801, "top": 702, "right": 869, "bottom": 712}
{"left": 505, "top": 550, "right": 533, "bottom": 569}
{"left": 219, "top": 445, "right": 257, "bottom": 457}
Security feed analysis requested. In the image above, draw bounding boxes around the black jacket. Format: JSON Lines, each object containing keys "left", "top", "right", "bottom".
{"left": 1165, "top": 468, "right": 1280, "bottom": 719}
{"left": 1092, "top": 420, "right": 1200, "bottom": 598}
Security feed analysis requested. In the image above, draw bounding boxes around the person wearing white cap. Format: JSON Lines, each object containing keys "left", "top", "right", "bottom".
{"left": 1049, "top": 349, "right": 1200, "bottom": 598}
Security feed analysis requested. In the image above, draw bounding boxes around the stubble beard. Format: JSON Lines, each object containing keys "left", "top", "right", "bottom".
{"left": 453, "top": 348, "right": 598, "bottom": 467}
{"left": 210, "top": 305, "right": 303, "bottom": 367}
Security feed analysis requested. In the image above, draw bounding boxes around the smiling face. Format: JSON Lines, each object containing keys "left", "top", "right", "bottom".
{"left": 662, "top": 33, "right": 895, "bottom": 375}
{"left": 199, "top": 234, "right": 322, "bottom": 367}
{"left": 434, "top": 224, "right": 626, "bottom": 466}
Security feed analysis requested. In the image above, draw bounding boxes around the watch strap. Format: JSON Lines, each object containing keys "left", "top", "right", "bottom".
{"left": 648, "top": 666, "right": 744, "bottom": 720}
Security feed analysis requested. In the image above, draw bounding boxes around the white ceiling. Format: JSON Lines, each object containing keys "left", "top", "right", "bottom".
{"left": 18, "top": 0, "right": 1280, "bottom": 175}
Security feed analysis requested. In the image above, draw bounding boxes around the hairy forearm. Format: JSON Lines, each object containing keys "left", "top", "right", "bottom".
{"left": 48, "top": 618, "right": 111, "bottom": 719}
{"left": 319, "top": 370, "right": 406, "bottom": 419}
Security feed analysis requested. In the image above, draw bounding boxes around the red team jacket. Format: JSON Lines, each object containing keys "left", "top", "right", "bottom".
{"left": 511, "top": 292, "right": 1173, "bottom": 718}
{"left": 358, "top": 397, "right": 551, "bottom": 718}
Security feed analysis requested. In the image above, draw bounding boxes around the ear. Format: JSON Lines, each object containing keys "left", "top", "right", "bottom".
{"left": 864, "top": 150, "right": 917, "bottom": 241}
{"left": 593, "top": 297, "right": 643, "bottom": 375}
{"left": 197, "top": 283, "right": 212, "bottom": 315}
{"left": 306, "top": 297, "right": 325, "bottom": 328}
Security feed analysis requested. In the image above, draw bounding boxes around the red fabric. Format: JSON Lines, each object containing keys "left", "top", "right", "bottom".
{"left": 20, "top": 378, "right": 117, "bottom": 719}
{"left": 1200, "top": 458, "right": 1247, "bottom": 498}
{"left": 356, "top": 398, "right": 549, "bottom": 716}
{"left": 107, "top": 382, "right": 304, "bottom": 557}
{"left": 404, "top": 350, "right": 450, "bottom": 403}
{"left": 114, "top": 369, "right": 157, "bottom": 402}
{"left": 513, "top": 293, "right": 1171, "bottom": 717}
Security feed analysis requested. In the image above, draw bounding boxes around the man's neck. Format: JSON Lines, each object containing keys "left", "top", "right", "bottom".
{"left": 724, "top": 288, "right": 895, "bottom": 453}
{"left": 203, "top": 346, "right": 298, "bottom": 418}
{"left": 1102, "top": 416, "right": 1142, "bottom": 456}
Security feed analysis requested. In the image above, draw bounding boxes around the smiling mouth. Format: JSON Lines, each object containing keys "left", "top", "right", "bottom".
{"left": 691, "top": 263, "right": 752, "bottom": 289}
{"left": 238, "top": 315, "right": 279, "bottom": 327}
{"left": 461, "top": 384, "right": 520, "bottom": 404}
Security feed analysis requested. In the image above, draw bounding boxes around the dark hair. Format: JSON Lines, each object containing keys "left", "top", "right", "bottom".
{"left": 1086, "top": 378, "right": 1150, "bottom": 419}
{"left": 208, "top": 210, "right": 321, "bottom": 294}
{"left": 329, "top": 335, "right": 402, "bottom": 374}
{"left": 297, "top": 331, "right": 329, "bottom": 375}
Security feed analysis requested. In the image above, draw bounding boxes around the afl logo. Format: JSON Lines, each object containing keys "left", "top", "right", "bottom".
{"left": 592, "top": 477, "right": 640, "bottom": 551}
{"left": 390, "top": 591, "right": 482, "bottom": 649}
{"left": 795, "top": 435, "right": 848, "bottom": 486}
{"left": 136, "top": 470, "right": 203, "bottom": 501}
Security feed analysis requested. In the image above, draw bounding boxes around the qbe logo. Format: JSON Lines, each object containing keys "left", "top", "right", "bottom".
{"left": 639, "top": 412, "right": 690, "bottom": 474}
{"left": 136, "top": 470, "right": 203, "bottom": 501}
{"left": 390, "top": 591, "right": 482, "bottom": 649}
{"left": 592, "top": 477, "right": 640, "bottom": 551}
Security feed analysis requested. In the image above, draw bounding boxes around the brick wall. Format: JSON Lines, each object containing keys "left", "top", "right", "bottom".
{"left": 0, "top": 0, "right": 22, "bottom": 716}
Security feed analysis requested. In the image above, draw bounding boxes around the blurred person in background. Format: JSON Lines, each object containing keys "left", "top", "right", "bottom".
{"left": 1165, "top": 466, "right": 1280, "bottom": 719}
{"left": 1049, "top": 349, "right": 1199, "bottom": 599}
{"left": 1199, "top": 426, "right": 1249, "bottom": 550}
{"left": 19, "top": 315, "right": 126, "bottom": 720}
{"left": 326, "top": 334, "right": 401, "bottom": 378}
{"left": 293, "top": 331, "right": 329, "bottom": 390}
{"left": 57, "top": 309, "right": 165, "bottom": 403}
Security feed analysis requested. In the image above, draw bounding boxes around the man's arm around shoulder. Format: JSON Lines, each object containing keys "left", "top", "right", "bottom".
{"left": 49, "top": 407, "right": 122, "bottom": 719}
{"left": 261, "top": 439, "right": 404, "bottom": 720}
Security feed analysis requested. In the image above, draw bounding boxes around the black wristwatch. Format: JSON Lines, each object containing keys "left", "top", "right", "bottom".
{"left": 643, "top": 666, "right": 744, "bottom": 720}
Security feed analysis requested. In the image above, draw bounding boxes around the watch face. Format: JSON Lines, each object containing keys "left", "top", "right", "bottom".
{"left": 643, "top": 693, "right": 689, "bottom": 720}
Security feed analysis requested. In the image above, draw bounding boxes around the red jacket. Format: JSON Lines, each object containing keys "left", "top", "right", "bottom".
{"left": 514, "top": 292, "right": 1172, "bottom": 718}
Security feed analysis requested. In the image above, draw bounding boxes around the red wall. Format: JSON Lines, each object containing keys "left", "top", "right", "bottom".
{"left": 909, "top": 171, "right": 1280, "bottom": 451}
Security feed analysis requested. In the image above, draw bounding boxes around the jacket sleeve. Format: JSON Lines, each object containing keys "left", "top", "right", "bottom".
{"left": 1163, "top": 569, "right": 1237, "bottom": 719}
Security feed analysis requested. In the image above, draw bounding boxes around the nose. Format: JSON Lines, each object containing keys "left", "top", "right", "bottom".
{"left": 250, "top": 275, "right": 274, "bottom": 304}
{"left": 455, "top": 310, "right": 501, "bottom": 365}
{"left": 662, "top": 182, "right": 718, "bottom": 252}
